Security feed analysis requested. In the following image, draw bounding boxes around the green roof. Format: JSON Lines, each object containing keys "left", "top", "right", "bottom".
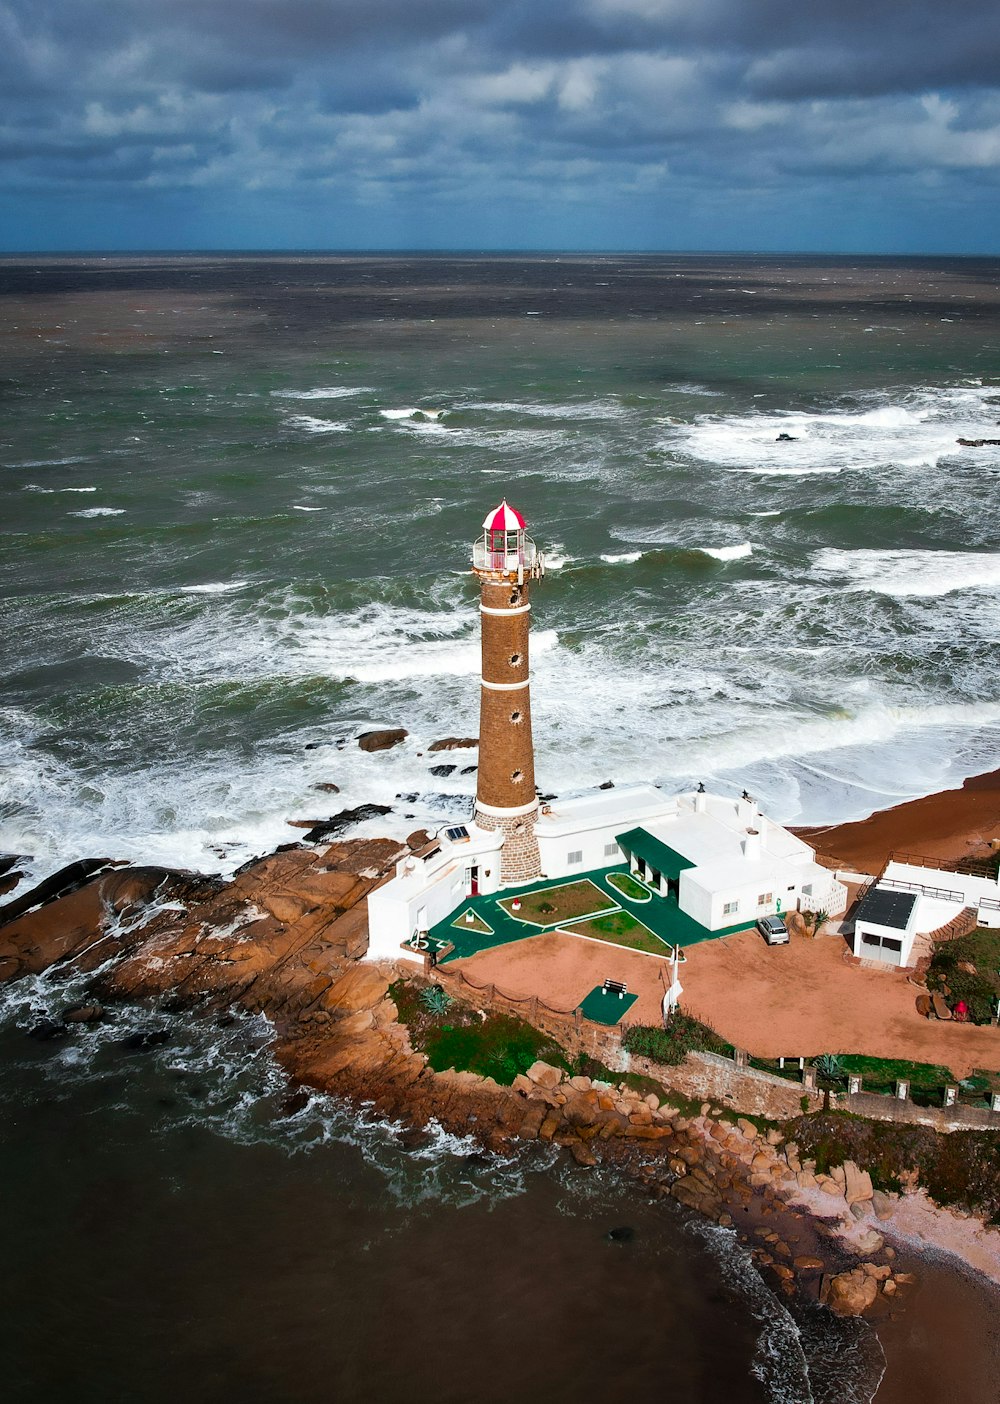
{"left": 616, "top": 827, "right": 695, "bottom": 882}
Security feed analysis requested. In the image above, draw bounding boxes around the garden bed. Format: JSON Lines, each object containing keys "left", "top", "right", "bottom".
{"left": 565, "top": 909, "right": 670, "bottom": 956}
{"left": 498, "top": 878, "right": 617, "bottom": 927}
{"left": 606, "top": 871, "right": 652, "bottom": 902}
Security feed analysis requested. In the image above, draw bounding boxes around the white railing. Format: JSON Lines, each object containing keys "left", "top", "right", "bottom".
{"left": 472, "top": 536, "right": 540, "bottom": 574}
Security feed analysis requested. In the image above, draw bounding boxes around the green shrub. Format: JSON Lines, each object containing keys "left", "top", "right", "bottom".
{"left": 622, "top": 1014, "right": 732, "bottom": 1066}
{"left": 420, "top": 985, "right": 453, "bottom": 1016}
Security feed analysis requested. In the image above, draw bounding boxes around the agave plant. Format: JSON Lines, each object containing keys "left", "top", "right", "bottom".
{"left": 420, "top": 984, "right": 453, "bottom": 1016}
{"left": 815, "top": 1053, "right": 845, "bottom": 1083}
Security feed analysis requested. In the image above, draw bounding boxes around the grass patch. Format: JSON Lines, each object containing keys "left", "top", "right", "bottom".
{"left": 498, "top": 879, "right": 617, "bottom": 927}
{"left": 568, "top": 909, "right": 669, "bottom": 955}
{"left": 389, "top": 978, "right": 568, "bottom": 1085}
{"left": 606, "top": 871, "right": 652, "bottom": 902}
{"left": 927, "top": 927, "right": 1000, "bottom": 1025}
{"left": 838, "top": 1054, "right": 954, "bottom": 1103}
{"left": 451, "top": 908, "right": 494, "bottom": 936}
{"left": 622, "top": 1014, "right": 733, "bottom": 1066}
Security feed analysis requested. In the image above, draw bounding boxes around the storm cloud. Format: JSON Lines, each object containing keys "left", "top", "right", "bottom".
{"left": 1, "top": 0, "right": 999, "bottom": 250}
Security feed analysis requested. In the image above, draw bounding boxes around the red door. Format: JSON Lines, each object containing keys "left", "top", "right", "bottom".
{"left": 470, "top": 866, "right": 480, "bottom": 896}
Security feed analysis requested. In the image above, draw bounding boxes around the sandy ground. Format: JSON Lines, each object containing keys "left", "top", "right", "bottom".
{"left": 450, "top": 929, "right": 669, "bottom": 1026}
{"left": 796, "top": 766, "right": 1000, "bottom": 875}
{"left": 456, "top": 922, "right": 1000, "bottom": 1075}
{"left": 680, "top": 928, "right": 1000, "bottom": 1077}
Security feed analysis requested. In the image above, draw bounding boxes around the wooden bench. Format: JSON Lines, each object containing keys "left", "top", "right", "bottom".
{"left": 931, "top": 993, "right": 952, "bottom": 1021}
{"left": 603, "top": 979, "right": 628, "bottom": 999}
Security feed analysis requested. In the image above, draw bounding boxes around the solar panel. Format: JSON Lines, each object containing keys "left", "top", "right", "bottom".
{"left": 445, "top": 825, "right": 470, "bottom": 842}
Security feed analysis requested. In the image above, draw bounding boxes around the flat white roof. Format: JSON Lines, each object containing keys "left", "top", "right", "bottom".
{"left": 642, "top": 794, "right": 814, "bottom": 870}
{"left": 536, "top": 782, "right": 676, "bottom": 836}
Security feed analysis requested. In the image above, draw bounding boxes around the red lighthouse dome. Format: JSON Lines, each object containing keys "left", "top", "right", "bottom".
{"left": 482, "top": 499, "right": 526, "bottom": 532}
{"left": 473, "top": 498, "right": 541, "bottom": 579}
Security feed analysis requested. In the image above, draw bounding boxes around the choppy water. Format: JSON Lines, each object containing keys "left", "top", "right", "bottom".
{"left": 3, "top": 254, "right": 1000, "bottom": 885}
{"left": 1, "top": 254, "right": 997, "bottom": 1401}
{"left": 0, "top": 961, "right": 883, "bottom": 1404}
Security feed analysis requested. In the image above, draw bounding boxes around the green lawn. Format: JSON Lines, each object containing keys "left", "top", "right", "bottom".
{"left": 606, "top": 871, "right": 652, "bottom": 902}
{"left": 498, "top": 878, "right": 617, "bottom": 927}
{"left": 567, "top": 909, "right": 671, "bottom": 956}
{"left": 451, "top": 908, "right": 494, "bottom": 936}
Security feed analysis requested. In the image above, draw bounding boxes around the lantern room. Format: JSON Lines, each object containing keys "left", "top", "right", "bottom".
{"left": 472, "top": 499, "right": 543, "bottom": 580}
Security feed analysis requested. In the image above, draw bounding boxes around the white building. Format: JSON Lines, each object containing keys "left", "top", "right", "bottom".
{"left": 366, "top": 782, "right": 848, "bottom": 964}
{"left": 366, "top": 822, "right": 503, "bottom": 964}
{"left": 851, "top": 857, "right": 1000, "bottom": 968}
{"left": 535, "top": 783, "right": 845, "bottom": 930}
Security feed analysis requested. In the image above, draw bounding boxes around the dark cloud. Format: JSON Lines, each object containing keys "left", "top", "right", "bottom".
{"left": 1, "top": 0, "right": 999, "bottom": 248}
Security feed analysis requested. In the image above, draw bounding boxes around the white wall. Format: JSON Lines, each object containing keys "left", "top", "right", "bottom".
{"left": 366, "top": 851, "right": 496, "bottom": 963}
{"left": 537, "top": 824, "right": 624, "bottom": 879}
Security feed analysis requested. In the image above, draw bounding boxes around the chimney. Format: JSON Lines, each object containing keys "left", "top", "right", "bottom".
{"left": 743, "top": 828, "right": 761, "bottom": 861}
{"left": 694, "top": 783, "right": 708, "bottom": 814}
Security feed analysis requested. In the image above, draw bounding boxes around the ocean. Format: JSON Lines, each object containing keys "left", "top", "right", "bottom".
{"left": 3, "top": 252, "right": 1000, "bottom": 1400}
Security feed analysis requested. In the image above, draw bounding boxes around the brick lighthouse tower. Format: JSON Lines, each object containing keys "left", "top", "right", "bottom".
{"left": 472, "top": 500, "right": 545, "bottom": 884}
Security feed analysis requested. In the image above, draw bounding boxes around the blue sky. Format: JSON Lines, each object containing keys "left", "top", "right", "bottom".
{"left": 2, "top": 0, "right": 999, "bottom": 253}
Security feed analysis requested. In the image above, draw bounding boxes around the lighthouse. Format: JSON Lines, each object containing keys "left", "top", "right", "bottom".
{"left": 472, "top": 500, "right": 545, "bottom": 884}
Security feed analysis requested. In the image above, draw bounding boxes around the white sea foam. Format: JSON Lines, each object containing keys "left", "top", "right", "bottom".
{"left": 292, "top": 505, "right": 323, "bottom": 512}
{"left": 284, "top": 415, "right": 351, "bottom": 434}
{"left": 600, "top": 551, "right": 643, "bottom": 564}
{"left": 271, "top": 386, "right": 374, "bottom": 400}
{"left": 179, "top": 580, "right": 249, "bottom": 594}
{"left": 670, "top": 383, "right": 1000, "bottom": 475}
{"left": 815, "top": 548, "right": 1000, "bottom": 597}
{"left": 25, "top": 484, "right": 97, "bottom": 493}
{"left": 699, "top": 543, "right": 753, "bottom": 561}
{"left": 463, "top": 398, "right": 627, "bottom": 421}
{"left": 68, "top": 507, "right": 125, "bottom": 517}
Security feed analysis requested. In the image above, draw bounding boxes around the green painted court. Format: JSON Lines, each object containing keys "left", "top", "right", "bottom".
{"left": 429, "top": 862, "right": 753, "bottom": 964}
{"left": 578, "top": 984, "right": 639, "bottom": 1024}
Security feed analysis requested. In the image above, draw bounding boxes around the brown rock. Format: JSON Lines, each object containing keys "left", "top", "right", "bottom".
{"left": 428, "top": 737, "right": 478, "bottom": 751}
{"left": 323, "top": 965, "right": 389, "bottom": 1013}
{"left": 793, "top": 1256, "right": 825, "bottom": 1271}
{"left": 358, "top": 729, "right": 408, "bottom": 752}
{"left": 539, "top": 1111, "right": 562, "bottom": 1140}
{"left": 525, "top": 1061, "right": 563, "bottom": 1090}
{"left": 823, "top": 1268, "right": 879, "bottom": 1317}
{"left": 843, "top": 1160, "right": 874, "bottom": 1204}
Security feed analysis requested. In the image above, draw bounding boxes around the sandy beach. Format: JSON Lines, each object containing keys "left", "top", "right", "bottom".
{"left": 796, "top": 768, "right": 1000, "bottom": 875}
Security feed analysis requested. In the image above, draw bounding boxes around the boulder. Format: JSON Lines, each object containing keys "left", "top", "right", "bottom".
{"left": 843, "top": 1160, "right": 874, "bottom": 1204}
{"left": 823, "top": 1267, "right": 879, "bottom": 1317}
{"left": 525, "top": 1061, "right": 563, "bottom": 1090}
{"left": 63, "top": 1003, "right": 103, "bottom": 1024}
{"left": 871, "top": 1190, "right": 896, "bottom": 1221}
{"left": 358, "top": 729, "right": 408, "bottom": 753}
{"left": 851, "top": 1228, "right": 885, "bottom": 1256}
{"left": 312, "top": 782, "right": 341, "bottom": 794}
{"left": 428, "top": 738, "right": 478, "bottom": 751}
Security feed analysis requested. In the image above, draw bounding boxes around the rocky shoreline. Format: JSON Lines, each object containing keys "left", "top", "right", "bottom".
{"left": 0, "top": 831, "right": 946, "bottom": 1324}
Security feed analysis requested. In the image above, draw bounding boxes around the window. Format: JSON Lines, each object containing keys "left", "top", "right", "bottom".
{"left": 723, "top": 900, "right": 739, "bottom": 915}
{"left": 509, "top": 652, "right": 522, "bottom": 666}
{"left": 757, "top": 892, "right": 772, "bottom": 907}
{"left": 511, "top": 769, "right": 524, "bottom": 784}
{"left": 568, "top": 849, "right": 583, "bottom": 865}
{"left": 605, "top": 841, "right": 620, "bottom": 857}
{"left": 510, "top": 710, "right": 522, "bottom": 724}
{"left": 802, "top": 883, "right": 813, "bottom": 897}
